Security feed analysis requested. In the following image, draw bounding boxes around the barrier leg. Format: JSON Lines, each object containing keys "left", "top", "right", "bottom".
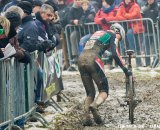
{"left": 4, "top": 125, "right": 22, "bottom": 130}
{"left": 49, "top": 98, "right": 63, "bottom": 112}
{"left": 61, "top": 31, "right": 70, "bottom": 70}
{"left": 58, "top": 92, "right": 70, "bottom": 102}
{"left": 25, "top": 112, "right": 49, "bottom": 128}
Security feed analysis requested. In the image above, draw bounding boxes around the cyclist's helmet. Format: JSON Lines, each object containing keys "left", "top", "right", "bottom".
{"left": 110, "top": 23, "right": 125, "bottom": 41}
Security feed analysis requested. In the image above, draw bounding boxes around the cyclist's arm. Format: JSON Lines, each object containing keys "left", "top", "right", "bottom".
{"left": 110, "top": 36, "right": 125, "bottom": 69}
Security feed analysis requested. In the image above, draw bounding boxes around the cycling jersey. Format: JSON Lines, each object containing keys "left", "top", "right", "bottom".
{"left": 78, "top": 30, "right": 124, "bottom": 96}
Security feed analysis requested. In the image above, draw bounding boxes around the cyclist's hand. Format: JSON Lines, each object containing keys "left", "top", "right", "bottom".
{"left": 122, "top": 67, "right": 130, "bottom": 76}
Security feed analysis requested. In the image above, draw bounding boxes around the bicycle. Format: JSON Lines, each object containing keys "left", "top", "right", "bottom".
{"left": 125, "top": 50, "right": 141, "bottom": 124}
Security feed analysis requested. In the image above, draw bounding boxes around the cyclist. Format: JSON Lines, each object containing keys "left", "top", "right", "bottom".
{"left": 78, "top": 23, "right": 129, "bottom": 126}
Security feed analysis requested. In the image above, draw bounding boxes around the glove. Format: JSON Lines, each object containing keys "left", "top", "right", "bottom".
{"left": 36, "top": 40, "right": 56, "bottom": 52}
{"left": 122, "top": 67, "right": 130, "bottom": 76}
{"left": 101, "top": 18, "right": 108, "bottom": 24}
{"left": 46, "top": 39, "right": 56, "bottom": 52}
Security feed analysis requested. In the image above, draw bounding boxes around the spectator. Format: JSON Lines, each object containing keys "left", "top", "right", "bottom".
{"left": 137, "top": 0, "right": 146, "bottom": 7}
{"left": 141, "top": 0, "right": 159, "bottom": 66}
{"left": 80, "top": 0, "right": 96, "bottom": 24}
{"left": 35, "top": 4, "right": 54, "bottom": 41}
{"left": 78, "top": 0, "right": 96, "bottom": 55}
{"left": 94, "top": 0, "right": 118, "bottom": 31}
{"left": 0, "top": 0, "right": 11, "bottom": 12}
{"left": 5, "top": 11, "right": 31, "bottom": 63}
{"left": 32, "top": 0, "right": 43, "bottom": 14}
{"left": 42, "top": 4, "right": 61, "bottom": 48}
{"left": 66, "top": 0, "right": 74, "bottom": 5}
{"left": 0, "top": 16, "right": 10, "bottom": 58}
{"left": 2, "top": 0, "right": 20, "bottom": 12}
{"left": 78, "top": 0, "right": 117, "bottom": 59}
{"left": 0, "top": 12, "right": 31, "bottom": 63}
{"left": 67, "top": 0, "right": 83, "bottom": 63}
{"left": 57, "top": 0, "right": 70, "bottom": 28}
{"left": 5, "top": 5, "right": 24, "bottom": 18}
{"left": 91, "top": 0, "right": 102, "bottom": 9}
{"left": 116, "top": 0, "right": 145, "bottom": 67}
{"left": 2, "top": 0, "right": 33, "bottom": 12}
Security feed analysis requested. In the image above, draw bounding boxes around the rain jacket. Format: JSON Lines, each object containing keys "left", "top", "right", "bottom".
{"left": 94, "top": 7, "right": 118, "bottom": 31}
{"left": 116, "top": 1, "right": 145, "bottom": 34}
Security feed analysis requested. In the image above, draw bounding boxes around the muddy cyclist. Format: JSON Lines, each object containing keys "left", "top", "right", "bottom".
{"left": 78, "top": 23, "right": 130, "bottom": 126}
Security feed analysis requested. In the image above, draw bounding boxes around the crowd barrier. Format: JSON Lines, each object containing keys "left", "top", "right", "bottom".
{"left": 0, "top": 50, "right": 64, "bottom": 129}
{"left": 65, "top": 18, "right": 160, "bottom": 67}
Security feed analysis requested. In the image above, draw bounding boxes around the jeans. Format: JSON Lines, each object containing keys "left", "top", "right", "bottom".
{"left": 78, "top": 34, "right": 92, "bottom": 55}
{"left": 70, "top": 31, "right": 80, "bottom": 57}
{"left": 35, "top": 68, "right": 43, "bottom": 102}
{"left": 127, "top": 29, "right": 143, "bottom": 66}
{"left": 144, "top": 34, "right": 156, "bottom": 66}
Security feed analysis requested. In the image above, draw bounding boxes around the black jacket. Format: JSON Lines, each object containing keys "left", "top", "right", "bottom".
{"left": 58, "top": 4, "right": 70, "bottom": 28}
{"left": 35, "top": 12, "right": 48, "bottom": 40}
{"left": 68, "top": 6, "right": 83, "bottom": 24}
{"left": 18, "top": 15, "right": 39, "bottom": 52}
{"left": 141, "top": 2, "right": 159, "bottom": 33}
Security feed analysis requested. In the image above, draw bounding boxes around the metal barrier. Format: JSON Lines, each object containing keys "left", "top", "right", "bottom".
{"left": 65, "top": 23, "right": 101, "bottom": 65}
{"left": 65, "top": 18, "right": 159, "bottom": 67}
{"left": 0, "top": 50, "right": 65, "bottom": 129}
{"left": 0, "top": 53, "right": 40, "bottom": 129}
{"left": 0, "top": 58, "right": 14, "bottom": 129}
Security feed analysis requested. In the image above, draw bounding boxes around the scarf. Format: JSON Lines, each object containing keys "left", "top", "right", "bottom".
{"left": 102, "top": 4, "right": 115, "bottom": 13}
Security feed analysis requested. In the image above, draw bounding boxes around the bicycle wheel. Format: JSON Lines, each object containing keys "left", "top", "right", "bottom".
{"left": 128, "top": 75, "right": 134, "bottom": 124}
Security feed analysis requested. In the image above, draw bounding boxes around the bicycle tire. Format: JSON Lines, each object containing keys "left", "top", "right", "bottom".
{"left": 128, "top": 75, "right": 134, "bottom": 124}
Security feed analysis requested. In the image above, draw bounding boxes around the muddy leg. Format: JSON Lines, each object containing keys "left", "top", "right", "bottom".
{"left": 89, "top": 92, "right": 108, "bottom": 124}
{"left": 83, "top": 96, "right": 94, "bottom": 126}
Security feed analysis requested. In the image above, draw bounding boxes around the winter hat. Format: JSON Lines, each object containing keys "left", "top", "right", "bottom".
{"left": 21, "top": 0, "right": 33, "bottom": 4}
{"left": 17, "top": 1, "right": 33, "bottom": 15}
{"left": 33, "top": 0, "right": 43, "bottom": 7}
{"left": 5, "top": 12, "right": 22, "bottom": 29}
{"left": 105, "top": 0, "right": 115, "bottom": 5}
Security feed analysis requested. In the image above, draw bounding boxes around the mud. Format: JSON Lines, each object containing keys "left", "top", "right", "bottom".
{"left": 25, "top": 68, "right": 160, "bottom": 130}
{"left": 55, "top": 69, "right": 160, "bottom": 130}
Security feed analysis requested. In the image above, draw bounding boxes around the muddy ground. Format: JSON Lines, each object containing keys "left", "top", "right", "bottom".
{"left": 26, "top": 67, "right": 160, "bottom": 130}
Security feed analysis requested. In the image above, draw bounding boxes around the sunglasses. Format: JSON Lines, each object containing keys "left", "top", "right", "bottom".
{"left": 0, "top": 29, "right": 5, "bottom": 35}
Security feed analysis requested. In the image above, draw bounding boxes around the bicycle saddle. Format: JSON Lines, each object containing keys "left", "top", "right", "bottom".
{"left": 126, "top": 50, "right": 134, "bottom": 55}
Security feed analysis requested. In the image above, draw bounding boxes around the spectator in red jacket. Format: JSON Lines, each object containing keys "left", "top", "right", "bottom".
{"left": 94, "top": 0, "right": 118, "bottom": 31}
{"left": 116, "top": 0, "right": 145, "bottom": 67}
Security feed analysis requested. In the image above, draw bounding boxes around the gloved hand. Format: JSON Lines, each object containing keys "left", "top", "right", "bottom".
{"left": 36, "top": 40, "right": 56, "bottom": 52}
{"left": 101, "top": 18, "right": 108, "bottom": 24}
{"left": 46, "top": 39, "right": 56, "bottom": 52}
{"left": 122, "top": 67, "right": 130, "bottom": 76}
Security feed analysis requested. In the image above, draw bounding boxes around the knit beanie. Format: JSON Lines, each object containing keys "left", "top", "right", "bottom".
{"left": 33, "top": 0, "right": 43, "bottom": 7}
{"left": 105, "top": 0, "right": 115, "bottom": 5}
{"left": 17, "top": 1, "right": 33, "bottom": 15}
{"left": 5, "top": 12, "right": 22, "bottom": 29}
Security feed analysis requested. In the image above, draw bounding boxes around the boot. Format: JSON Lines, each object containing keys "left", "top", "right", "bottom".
{"left": 82, "top": 97, "right": 93, "bottom": 126}
{"left": 89, "top": 103, "right": 103, "bottom": 125}
{"left": 89, "top": 97, "right": 105, "bottom": 125}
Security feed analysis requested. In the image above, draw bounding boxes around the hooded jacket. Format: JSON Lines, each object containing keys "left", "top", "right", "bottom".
{"left": 116, "top": 0, "right": 144, "bottom": 34}
{"left": 94, "top": 6, "right": 118, "bottom": 31}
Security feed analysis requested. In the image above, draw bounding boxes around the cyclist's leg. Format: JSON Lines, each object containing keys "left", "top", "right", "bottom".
{"left": 89, "top": 62, "right": 109, "bottom": 124}
{"left": 91, "top": 61, "right": 108, "bottom": 107}
{"left": 78, "top": 63, "right": 95, "bottom": 126}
